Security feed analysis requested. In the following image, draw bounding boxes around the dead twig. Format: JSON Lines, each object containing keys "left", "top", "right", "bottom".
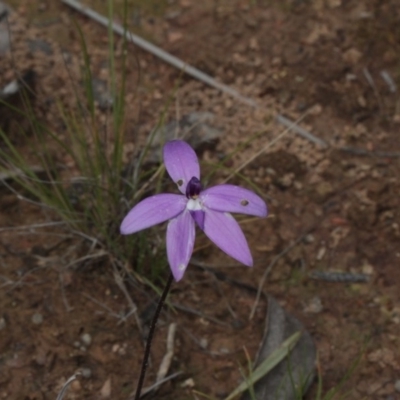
{"left": 0, "top": 166, "right": 45, "bottom": 182}
{"left": 250, "top": 230, "right": 314, "bottom": 320}
{"left": 82, "top": 292, "right": 136, "bottom": 324}
{"left": 56, "top": 372, "right": 81, "bottom": 400}
{"left": 276, "top": 114, "right": 328, "bottom": 147}
{"left": 155, "top": 323, "right": 176, "bottom": 383}
{"left": 134, "top": 372, "right": 183, "bottom": 399}
{"left": 61, "top": 0, "right": 257, "bottom": 107}
{"left": 339, "top": 146, "right": 400, "bottom": 158}
{"left": 380, "top": 70, "right": 397, "bottom": 93}
{"left": 112, "top": 263, "right": 143, "bottom": 334}
{"left": 309, "top": 270, "right": 370, "bottom": 283}
{"left": 223, "top": 112, "right": 310, "bottom": 182}
{"left": 171, "top": 302, "right": 231, "bottom": 327}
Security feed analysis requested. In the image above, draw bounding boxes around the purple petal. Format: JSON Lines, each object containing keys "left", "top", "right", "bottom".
{"left": 203, "top": 209, "right": 253, "bottom": 266}
{"left": 190, "top": 210, "right": 205, "bottom": 230}
{"left": 201, "top": 184, "right": 267, "bottom": 217}
{"left": 167, "top": 210, "right": 195, "bottom": 281}
{"left": 163, "top": 140, "right": 200, "bottom": 194}
{"left": 120, "top": 194, "right": 187, "bottom": 234}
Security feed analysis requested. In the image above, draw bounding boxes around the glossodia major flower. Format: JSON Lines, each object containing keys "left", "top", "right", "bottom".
{"left": 120, "top": 140, "right": 267, "bottom": 282}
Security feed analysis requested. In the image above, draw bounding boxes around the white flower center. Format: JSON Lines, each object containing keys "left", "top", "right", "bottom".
{"left": 186, "top": 198, "right": 203, "bottom": 211}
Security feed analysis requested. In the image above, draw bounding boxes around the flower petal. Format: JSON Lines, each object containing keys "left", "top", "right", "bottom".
{"left": 190, "top": 210, "right": 205, "bottom": 230}
{"left": 163, "top": 140, "right": 200, "bottom": 194}
{"left": 203, "top": 209, "right": 253, "bottom": 266}
{"left": 167, "top": 210, "right": 196, "bottom": 281}
{"left": 120, "top": 194, "right": 187, "bottom": 234}
{"left": 201, "top": 184, "right": 267, "bottom": 217}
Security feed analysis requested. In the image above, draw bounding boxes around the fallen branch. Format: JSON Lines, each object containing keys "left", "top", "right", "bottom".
{"left": 61, "top": 0, "right": 257, "bottom": 107}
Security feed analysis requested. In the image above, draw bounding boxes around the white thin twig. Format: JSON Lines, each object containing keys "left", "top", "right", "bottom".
{"left": 276, "top": 114, "right": 328, "bottom": 147}
{"left": 112, "top": 264, "right": 143, "bottom": 333}
{"left": 61, "top": 0, "right": 257, "bottom": 107}
{"left": 380, "top": 70, "right": 397, "bottom": 93}
{"left": 138, "top": 371, "right": 183, "bottom": 398}
{"left": 156, "top": 323, "right": 177, "bottom": 383}
{"left": 249, "top": 231, "right": 311, "bottom": 320}
{"left": 0, "top": 221, "right": 73, "bottom": 232}
{"left": 223, "top": 112, "right": 310, "bottom": 182}
{"left": 56, "top": 372, "right": 81, "bottom": 400}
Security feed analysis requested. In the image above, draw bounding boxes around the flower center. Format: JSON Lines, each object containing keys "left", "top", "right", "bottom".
{"left": 186, "top": 176, "right": 202, "bottom": 199}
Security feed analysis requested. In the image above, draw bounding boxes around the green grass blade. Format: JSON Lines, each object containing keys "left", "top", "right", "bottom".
{"left": 224, "top": 331, "right": 302, "bottom": 400}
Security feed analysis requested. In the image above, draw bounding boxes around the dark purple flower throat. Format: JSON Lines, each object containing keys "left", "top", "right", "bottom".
{"left": 186, "top": 176, "right": 202, "bottom": 199}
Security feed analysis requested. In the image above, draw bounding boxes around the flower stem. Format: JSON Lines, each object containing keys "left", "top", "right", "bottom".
{"left": 134, "top": 272, "right": 174, "bottom": 400}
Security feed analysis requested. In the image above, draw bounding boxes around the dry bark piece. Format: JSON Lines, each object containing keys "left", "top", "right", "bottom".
{"left": 242, "top": 296, "right": 316, "bottom": 400}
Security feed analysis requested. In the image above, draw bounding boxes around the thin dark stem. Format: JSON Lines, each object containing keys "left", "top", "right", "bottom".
{"left": 134, "top": 273, "right": 174, "bottom": 400}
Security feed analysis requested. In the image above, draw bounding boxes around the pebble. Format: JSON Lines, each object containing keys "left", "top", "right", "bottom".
{"left": 71, "top": 380, "right": 81, "bottom": 392}
{"left": 81, "top": 368, "right": 92, "bottom": 379}
{"left": 81, "top": 333, "right": 92, "bottom": 347}
{"left": 303, "top": 296, "right": 323, "bottom": 314}
{"left": 304, "top": 234, "right": 315, "bottom": 244}
{"left": 0, "top": 317, "right": 6, "bottom": 330}
{"left": 395, "top": 380, "right": 400, "bottom": 393}
{"left": 31, "top": 313, "right": 43, "bottom": 325}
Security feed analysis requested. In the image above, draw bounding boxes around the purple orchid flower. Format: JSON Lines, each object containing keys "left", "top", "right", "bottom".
{"left": 121, "top": 140, "right": 267, "bottom": 282}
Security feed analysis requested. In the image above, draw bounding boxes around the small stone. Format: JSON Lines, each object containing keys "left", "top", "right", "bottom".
{"left": 167, "top": 31, "right": 183, "bottom": 43}
{"left": 100, "top": 377, "right": 112, "bottom": 398}
{"left": 181, "top": 378, "right": 195, "bottom": 388}
{"left": 81, "top": 333, "right": 92, "bottom": 347}
{"left": 304, "top": 296, "right": 323, "bottom": 314}
{"left": 112, "top": 344, "right": 120, "bottom": 353}
{"left": 81, "top": 368, "right": 92, "bottom": 379}
{"left": 200, "top": 338, "right": 208, "bottom": 349}
{"left": 304, "top": 234, "right": 315, "bottom": 244}
{"left": 31, "top": 313, "right": 43, "bottom": 325}
{"left": 73, "top": 341, "right": 81, "bottom": 348}
{"left": 316, "top": 247, "right": 326, "bottom": 261}
{"left": 71, "top": 380, "right": 81, "bottom": 392}
{"left": 395, "top": 380, "right": 400, "bottom": 393}
{"left": 0, "top": 317, "right": 6, "bottom": 330}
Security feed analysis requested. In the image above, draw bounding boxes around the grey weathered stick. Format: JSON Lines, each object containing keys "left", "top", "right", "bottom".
{"left": 276, "top": 114, "right": 328, "bottom": 147}
{"left": 61, "top": 0, "right": 257, "bottom": 107}
{"left": 56, "top": 372, "right": 81, "bottom": 400}
{"left": 380, "top": 70, "right": 397, "bottom": 93}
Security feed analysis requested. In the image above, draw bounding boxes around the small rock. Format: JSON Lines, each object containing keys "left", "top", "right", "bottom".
{"left": 199, "top": 338, "right": 208, "bottom": 349}
{"left": 343, "top": 48, "right": 362, "bottom": 65}
{"left": 31, "top": 313, "right": 43, "bottom": 325}
{"left": 100, "top": 377, "right": 112, "bottom": 398}
{"left": 167, "top": 31, "right": 183, "bottom": 43}
{"left": 81, "top": 333, "right": 92, "bottom": 347}
{"left": 181, "top": 378, "right": 195, "bottom": 388}
{"left": 304, "top": 296, "right": 323, "bottom": 314}
{"left": 147, "top": 112, "right": 222, "bottom": 163}
{"left": 112, "top": 344, "right": 120, "bottom": 353}
{"left": 27, "top": 38, "right": 53, "bottom": 55}
{"left": 394, "top": 380, "right": 400, "bottom": 393}
{"left": 91, "top": 78, "right": 113, "bottom": 110}
{"left": 81, "top": 368, "right": 92, "bottom": 379}
{"left": 304, "top": 234, "right": 315, "bottom": 244}
{"left": 316, "top": 247, "right": 326, "bottom": 261}
{"left": 314, "top": 181, "right": 334, "bottom": 202}
{"left": 71, "top": 380, "right": 81, "bottom": 392}
{"left": 0, "top": 317, "right": 6, "bottom": 330}
{"left": 0, "top": 4, "right": 12, "bottom": 55}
